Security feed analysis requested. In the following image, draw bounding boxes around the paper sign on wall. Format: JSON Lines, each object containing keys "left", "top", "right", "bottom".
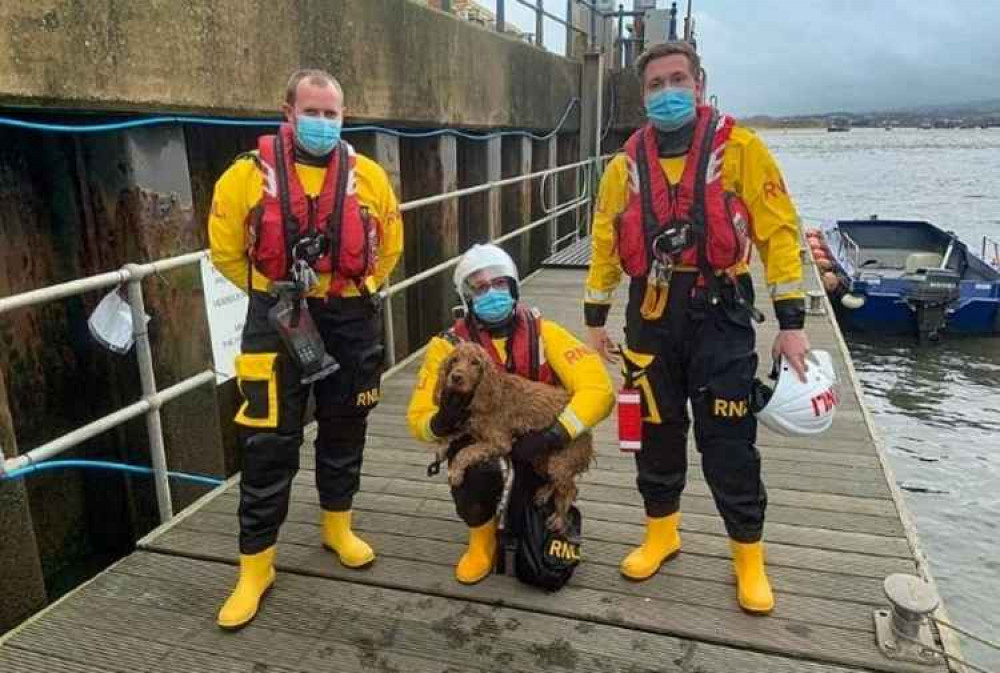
{"left": 200, "top": 257, "right": 248, "bottom": 383}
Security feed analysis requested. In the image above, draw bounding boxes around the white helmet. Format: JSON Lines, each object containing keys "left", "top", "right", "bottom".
{"left": 453, "top": 244, "right": 520, "bottom": 305}
{"left": 755, "top": 350, "right": 840, "bottom": 437}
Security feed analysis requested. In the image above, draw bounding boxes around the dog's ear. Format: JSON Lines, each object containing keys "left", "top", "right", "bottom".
{"left": 467, "top": 347, "right": 499, "bottom": 414}
{"left": 434, "top": 351, "right": 457, "bottom": 405}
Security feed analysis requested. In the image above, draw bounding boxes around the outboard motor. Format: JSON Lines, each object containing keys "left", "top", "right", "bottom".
{"left": 905, "top": 268, "right": 960, "bottom": 341}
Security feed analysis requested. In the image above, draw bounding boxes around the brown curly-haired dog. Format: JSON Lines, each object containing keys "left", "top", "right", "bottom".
{"left": 433, "top": 341, "right": 594, "bottom": 532}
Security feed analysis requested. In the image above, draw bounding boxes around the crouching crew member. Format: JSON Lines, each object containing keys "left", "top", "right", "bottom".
{"left": 584, "top": 42, "right": 809, "bottom": 613}
{"left": 407, "top": 244, "right": 614, "bottom": 584}
{"left": 208, "top": 68, "right": 403, "bottom": 629}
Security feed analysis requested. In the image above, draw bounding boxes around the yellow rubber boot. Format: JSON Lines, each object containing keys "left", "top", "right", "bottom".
{"left": 322, "top": 510, "right": 376, "bottom": 568}
{"left": 456, "top": 519, "right": 497, "bottom": 584}
{"left": 217, "top": 546, "right": 276, "bottom": 630}
{"left": 730, "top": 540, "right": 775, "bottom": 614}
{"left": 620, "top": 513, "right": 681, "bottom": 580}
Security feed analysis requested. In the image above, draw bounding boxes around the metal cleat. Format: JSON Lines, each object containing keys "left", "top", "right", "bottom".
{"left": 874, "top": 573, "right": 942, "bottom": 665}
{"left": 807, "top": 290, "right": 826, "bottom": 315}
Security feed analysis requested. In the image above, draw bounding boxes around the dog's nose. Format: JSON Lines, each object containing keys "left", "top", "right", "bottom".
{"left": 449, "top": 372, "right": 463, "bottom": 386}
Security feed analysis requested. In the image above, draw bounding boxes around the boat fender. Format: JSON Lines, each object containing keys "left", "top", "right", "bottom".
{"left": 841, "top": 293, "right": 866, "bottom": 310}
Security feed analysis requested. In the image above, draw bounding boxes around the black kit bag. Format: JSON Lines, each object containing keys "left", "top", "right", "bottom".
{"left": 513, "top": 498, "right": 583, "bottom": 591}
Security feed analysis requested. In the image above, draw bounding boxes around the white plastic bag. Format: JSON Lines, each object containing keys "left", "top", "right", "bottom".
{"left": 87, "top": 288, "right": 149, "bottom": 354}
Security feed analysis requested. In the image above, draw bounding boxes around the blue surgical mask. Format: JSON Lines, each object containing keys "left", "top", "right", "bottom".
{"left": 472, "top": 288, "right": 515, "bottom": 324}
{"left": 645, "top": 87, "right": 696, "bottom": 132}
{"left": 295, "top": 115, "right": 342, "bottom": 156}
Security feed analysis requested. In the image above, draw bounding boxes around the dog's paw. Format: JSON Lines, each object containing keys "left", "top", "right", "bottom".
{"left": 546, "top": 511, "right": 566, "bottom": 534}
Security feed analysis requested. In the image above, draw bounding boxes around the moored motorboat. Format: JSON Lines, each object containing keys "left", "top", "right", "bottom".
{"left": 806, "top": 218, "right": 1000, "bottom": 341}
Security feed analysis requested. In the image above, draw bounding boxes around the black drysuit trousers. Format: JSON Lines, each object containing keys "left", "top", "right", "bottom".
{"left": 624, "top": 271, "right": 768, "bottom": 543}
{"left": 235, "top": 291, "right": 384, "bottom": 554}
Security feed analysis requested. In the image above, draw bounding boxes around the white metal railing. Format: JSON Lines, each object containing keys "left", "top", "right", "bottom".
{"left": 839, "top": 230, "right": 862, "bottom": 273}
{"left": 982, "top": 234, "right": 1000, "bottom": 268}
{"left": 380, "top": 155, "right": 598, "bottom": 366}
{"left": 0, "top": 251, "right": 212, "bottom": 522}
{"left": 0, "top": 153, "right": 607, "bottom": 522}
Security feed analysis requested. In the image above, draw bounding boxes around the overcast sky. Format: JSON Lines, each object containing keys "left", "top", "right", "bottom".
{"left": 477, "top": 0, "right": 1000, "bottom": 116}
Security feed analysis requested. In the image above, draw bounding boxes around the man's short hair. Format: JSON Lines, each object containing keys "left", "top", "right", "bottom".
{"left": 285, "top": 69, "right": 344, "bottom": 105}
{"left": 634, "top": 41, "right": 701, "bottom": 83}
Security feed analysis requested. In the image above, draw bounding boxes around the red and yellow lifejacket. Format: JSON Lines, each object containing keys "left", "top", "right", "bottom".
{"left": 247, "top": 123, "right": 377, "bottom": 297}
{"left": 616, "top": 106, "right": 752, "bottom": 280}
{"left": 451, "top": 306, "right": 555, "bottom": 384}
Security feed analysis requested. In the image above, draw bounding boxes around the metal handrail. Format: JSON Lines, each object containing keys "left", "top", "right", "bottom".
{"left": 512, "top": 0, "right": 587, "bottom": 35}
{"left": 0, "top": 251, "right": 207, "bottom": 316}
{"left": 380, "top": 154, "right": 601, "bottom": 366}
{"left": 2, "top": 371, "right": 215, "bottom": 475}
{"left": 540, "top": 161, "right": 590, "bottom": 215}
{"left": 0, "top": 251, "right": 212, "bottom": 523}
{"left": 840, "top": 230, "right": 862, "bottom": 273}
{"left": 400, "top": 157, "right": 591, "bottom": 213}
{"left": 982, "top": 234, "right": 1000, "bottom": 267}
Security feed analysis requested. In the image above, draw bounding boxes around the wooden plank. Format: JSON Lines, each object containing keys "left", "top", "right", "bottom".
{"left": 5, "top": 619, "right": 170, "bottom": 673}
{"left": 204, "top": 490, "right": 916, "bottom": 579}
{"left": 294, "top": 470, "right": 906, "bottom": 551}
{"left": 308, "top": 412, "right": 889, "bottom": 476}
{"left": 100, "top": 552, "right": 878, "bottom": 673}
{"left": 290, "top": 464, "right": 903, "bottom": 537}
{"left": 341, "top": 451, "right": 896, "bottom": 516}
{"left": 299, "top": 429, "right": 894, "bottom": 497}
{"left": 362, "top": 410, "right": 881, "bottom": 456}
{"left": 153, "top": 514, "right": 888, "bottom": 634}
{"left": 173, "top": 503, "right": 893, "bottom": 608}
{"left": 138, "top": 533, "right": 938, "bottom": 673}
{"left": 0, "top": 648, "right": 117, "bottom": 673}
{"left": 312, "top": 421, "right": 885, "bottom": 490}
{"left": 288, "top": 451, "right": 897, "bottom": 517}
{"left": 205, "top": 471, "right": 911, "bottom": 559}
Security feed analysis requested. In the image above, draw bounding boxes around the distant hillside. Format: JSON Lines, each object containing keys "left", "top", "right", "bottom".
{"left": 899, "top": 99, "right": 1000, "bottom": 115}
{"left": 743, "top": 99, "right": 1000, "bottom": 129}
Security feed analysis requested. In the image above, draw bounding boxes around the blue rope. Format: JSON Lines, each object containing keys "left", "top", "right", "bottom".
{"left": 0, "top": 98, "right": 579, "bottom": 141}
{"left": 0, "top": 459, "right": 224, "bottom": 487}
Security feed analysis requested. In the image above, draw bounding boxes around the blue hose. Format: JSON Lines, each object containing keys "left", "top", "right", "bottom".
{"left": 0, "top": 97, "right": 579, "bottom": 142}
{"left": 0, "top": 459, "right": 224, "bottom": 487}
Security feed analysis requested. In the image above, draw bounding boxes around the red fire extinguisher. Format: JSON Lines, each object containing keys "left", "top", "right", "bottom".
{"left": 618, "top": 386, "right": 642, "bottom": 453}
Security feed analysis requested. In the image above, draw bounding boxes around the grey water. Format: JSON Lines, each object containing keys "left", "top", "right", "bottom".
{"left": 763, "top": 127, "right": 1000, "bottom": 667}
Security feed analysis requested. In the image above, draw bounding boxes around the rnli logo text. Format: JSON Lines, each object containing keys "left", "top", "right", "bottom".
{"left": 762, "top": 177, "right": 788, "bottom": 201}
{"left": 563, "top": 345, "right": 590, "bottom": 365}
{"left": 547, "top": 539, "right": 581, "bottom": 561}
{"left": 810, "top": 387, "right": 839, "bottom": 417}
{"left": 713, "top": 398, "right": 748, "bottom": 418}
{"left": 356, "top": 388, "right": 380, "bottom": 407}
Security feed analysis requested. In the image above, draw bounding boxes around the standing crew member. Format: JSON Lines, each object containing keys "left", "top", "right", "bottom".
{"left": 408, "top": 244, "right": 614, "bottom": 584}
{"left": 584, "top": 42, "right": 809, "bottom": 613}
{"left": 209, "top": 69, "right": 403, "bottom": 629}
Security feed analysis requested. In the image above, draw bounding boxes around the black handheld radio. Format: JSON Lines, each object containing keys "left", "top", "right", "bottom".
{"left": 268, "top": 253, "right": 340, "bottom": 385}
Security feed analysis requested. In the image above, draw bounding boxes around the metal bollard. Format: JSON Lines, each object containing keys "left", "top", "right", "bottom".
{"left": 807, "top": 290, "right": 826, "bottom": 315}
{"left": 873, "top": 573, "right": 942, "bottom": 664}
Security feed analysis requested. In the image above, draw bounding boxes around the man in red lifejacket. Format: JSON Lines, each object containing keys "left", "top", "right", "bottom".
{"left": 209, "top": 69, "right": 403, "bottom": 629}
{"left": 407, "top": 244, "right": 614, "bottom": 584}
{"left": 584, "top": 41, "right": 810, "bottom": 613}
